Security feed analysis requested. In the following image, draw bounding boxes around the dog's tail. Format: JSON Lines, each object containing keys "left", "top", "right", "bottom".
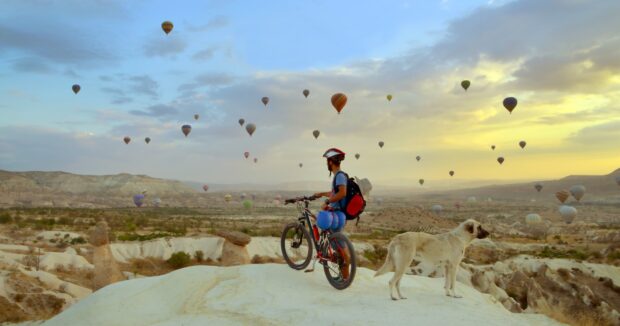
{"left": 374, "top": 244, "right": 394, "bottom": 277}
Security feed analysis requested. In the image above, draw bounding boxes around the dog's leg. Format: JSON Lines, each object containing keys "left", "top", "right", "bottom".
{"left": 449, "top": 263, "right": 462, "bottom": 298}
{"left": 443, "top": 263, "right": 451, "bottom": 297}
{"left": 388, "top": 249, "right": 409, "bottom": 301}
{"left": 396, "top": 278, "right": 406, "bottom": 300}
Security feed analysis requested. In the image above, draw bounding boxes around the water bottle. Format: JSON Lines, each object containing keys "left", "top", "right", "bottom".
{"left": 312, "top": 225, "right": 320, "bottom": 241}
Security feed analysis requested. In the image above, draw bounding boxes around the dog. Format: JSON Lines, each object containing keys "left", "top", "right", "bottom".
{"left": 374, "top": 219, "right": 489, "bottom": 300}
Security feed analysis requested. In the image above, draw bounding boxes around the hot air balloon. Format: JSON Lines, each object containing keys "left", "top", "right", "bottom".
{"left": 145, "top": 137, "right": 151, "bottom": 144}
{"left": 244, "top": 152, "right": 250, "bottom": 159}
{"left": 238, "top": 118, "right": 245, "bottom": 126}
{"left": 161, "top": 21, "right": 174, "bottom": 34}
{"left": 303, "top": 89, "right": 310, "bottom": 98}
{"left": 497, "top": 157, "right": 504, "bottom": 165}
{"left": 152, "top": 197, "right": 161, "bottom": 207}
{"left": 461, "top": 80, "right": 470, "bottom": 91}
{"left": 133, "top": 194, "right": 145, "bottom": 208}
{"left": 449, "top": 171, "right": 455, "bottom": 177}
{"left": 202, "top": 185, "right": 209, "bottom": 192}
{"left": 519, "top": 141, "right": 527, "bottom": 149}
{"left": 616, "top": 176, "right": 620, "bottom": 186}
{"left": 559, "top": 205, "right": 577, "bottom": 224}
{"left": 253, "top": 158, "right": 258, "bottom": 163}
{"left": 194, "top": 114, "right": 199, "bottom": 120}
{"left": 243, "top": 200, "right": 253, "bottom": 209}
{"left": 181, "top": 125, "right": 192, "bottom": 137}
{"left": 503, "top": 97, "right": 518, "bottom": 114}
{"left": 431, "top": 204, "right": 443, "bottom": 215}
{"left": 534, "top": 183, "right": 543, "bottom": 192}
{"left": 555, "top": 190, "right": 569, "bottom": 203}
{"left": 491, "top": 145, "right": 496, "bottom": 151}
{"left": 416, "top": 155, "right": 421, "bottom": 162}
{"left": 569, "top": 185, "right": 586, "bottom": 202}
{"left": 313, "top": 130, "right": 320, "bottom": 139}
{"left": 123, "top": 137, "right": 131, "bottom": 145}
{"left": 331, "top": 93, "right": 347, "bottom": 114}
{"left": 378, "top": 141, "right": 384, "bottom": 148}
{"left": 387, "top": 94, "right": 393, "bottom": 102}
{"left": 355, "top": 153, "right": 360, "bottom": 160}
{"left": 299, "top": 163, "right": 303, "bottom": 168}
{"left": 525, "top": 213, "right": 542, "bottom": 225}
{"left": 72, "top": 84, "right": 80, "bottom": 94}
{"left": 224, "top": 194, "right": 232, "bottom": 203}
{"left": 419, "top": 179, "right": 424, "bottom": 186}
{"left": 261, "top": 97, "right": 269, "bottom": 106}
{"left": 246, "top": 123, "right": 256, "bottom": 136}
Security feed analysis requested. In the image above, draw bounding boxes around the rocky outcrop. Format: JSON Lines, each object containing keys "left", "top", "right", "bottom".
{"left": 216, "top": 231, "right": 251, "bottom": 266}
{"left": 90, "top": 221, "right": 125, "bottom": 290}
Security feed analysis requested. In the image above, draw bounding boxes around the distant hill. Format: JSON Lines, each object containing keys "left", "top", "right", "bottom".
{"left": 424, "top": 169, "right": 620, "bottom": 203}
{"left": 0, "top": 170, "right": 198, "bottom": 208}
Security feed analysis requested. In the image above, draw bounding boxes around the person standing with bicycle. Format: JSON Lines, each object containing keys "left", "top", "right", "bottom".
{"left": 313, "top": 148, "right": 350, "bottom": 279}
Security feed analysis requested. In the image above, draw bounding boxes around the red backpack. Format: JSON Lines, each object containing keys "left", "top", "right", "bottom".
{"left": 333, "top": 171, "right": 367, "bottom": 226}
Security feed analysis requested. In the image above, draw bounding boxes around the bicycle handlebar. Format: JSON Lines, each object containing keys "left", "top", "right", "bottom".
{"left": 284, "top": 195, "right": 319, "bottom": 205}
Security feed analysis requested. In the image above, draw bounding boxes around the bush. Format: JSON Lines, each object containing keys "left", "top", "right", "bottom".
{"left": 0, "top": 213, "right": 12, "bottom": 224}
{"left": 167, "top": 252, "right": 191, "bottom": 269}
{"left": 70, "top": 237, "right": 86, "bottom": 245}
{"left": 608, "top": 250, "right": 620, "bottom": 260}
{"left": 194, "top": 250, "right": 204, "bottom": 262}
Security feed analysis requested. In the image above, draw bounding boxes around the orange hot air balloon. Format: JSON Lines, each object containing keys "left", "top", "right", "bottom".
{"left": 161, "top": 21, "right": 174, "bottom": 34}
{"left": 555, "top": 190, "right": 570, "bottom": 204}
{"left": 331, "top": 93, "right": 347, "bottom": 114}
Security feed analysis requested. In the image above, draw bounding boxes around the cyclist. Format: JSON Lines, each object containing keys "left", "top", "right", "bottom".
{"left": 313, "top": 148, "right": 350, "bottom": 279}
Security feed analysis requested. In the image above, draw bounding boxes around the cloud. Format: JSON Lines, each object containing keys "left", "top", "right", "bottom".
{"left": 100, "top": 74, "right": 159, "bottom": 104}
{"left": 0, "top": 21, "right": 117, "bottom": 66}
{"left": 130, "top": 104, "right": 179, "bottom": 118}
{"left": 177, "top": 73, "right": 236, "bottom": 93}
{"left": 566, "top": 120, "right": 620, "bottom": 147}
{"left": 432, "top": 0, "right": 620, "bottom": 63}
{"left": 192, "top": 47, "right": 218, "bottom": 61}
{"left": 143, "top": 37, "right": 188, "bottom": 58}
{"left": 11, "top": 57, "right": 54, "bottom": 74}
{"left": 186, "top": 16, "right": 229, "bottom": 32}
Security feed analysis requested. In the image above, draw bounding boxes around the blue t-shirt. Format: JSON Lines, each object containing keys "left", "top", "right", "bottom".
{"left": 330, "top": 171, "right": 347, "bottom": 210}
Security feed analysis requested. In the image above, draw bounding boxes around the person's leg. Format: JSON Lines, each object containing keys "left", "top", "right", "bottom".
{"left": 331, "top": 212, "right": 350, "bottom": 279}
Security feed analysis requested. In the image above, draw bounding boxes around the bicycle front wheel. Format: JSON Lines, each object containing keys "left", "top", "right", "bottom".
{"left": 280, "top": 222, "right": 313, "bottom": 270}
{"left": 322, "top": 232, "right": 357, "bottom": 290}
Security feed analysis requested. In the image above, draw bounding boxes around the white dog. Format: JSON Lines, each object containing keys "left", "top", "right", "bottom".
{"left": 374, "top": 219, "right": 489, "bottom": 300}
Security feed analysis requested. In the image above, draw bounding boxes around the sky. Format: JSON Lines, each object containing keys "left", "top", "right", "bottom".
{"left": 1, "top": 0, "right": 619, "bottom": 187}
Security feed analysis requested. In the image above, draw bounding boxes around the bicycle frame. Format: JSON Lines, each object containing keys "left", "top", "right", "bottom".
{"left": 294, "top": 200, "right": 337, "bottom": 264}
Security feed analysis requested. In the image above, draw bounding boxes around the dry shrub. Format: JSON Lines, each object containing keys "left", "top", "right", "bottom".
{"left": 251, "top": 255, "right": 283, "bottom": 264}
{"left": 537, "top": 305, "right": 609, "bottom": 326}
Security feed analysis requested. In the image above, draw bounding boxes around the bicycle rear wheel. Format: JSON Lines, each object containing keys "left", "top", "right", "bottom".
{"left": 280, "top": 222, "right": 313, "bottom": 270}
{"left": 322, "top": 232, "right": 357, "bottom": 290}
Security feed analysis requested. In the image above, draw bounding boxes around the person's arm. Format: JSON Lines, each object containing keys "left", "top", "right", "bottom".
{"left": 328, "top": 185, "right": 346, "bottom": 203}
{"left": 313, "top": 191, "right": 331, "bottom": 198}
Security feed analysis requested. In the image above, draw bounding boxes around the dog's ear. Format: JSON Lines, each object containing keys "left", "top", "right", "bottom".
{"left": 465, "top": 222, "right": 474, "bottom": 234}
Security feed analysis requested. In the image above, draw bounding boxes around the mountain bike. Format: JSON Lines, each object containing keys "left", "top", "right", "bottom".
{"left": 280, "top": 195, "right": 356, "bottom": 290}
